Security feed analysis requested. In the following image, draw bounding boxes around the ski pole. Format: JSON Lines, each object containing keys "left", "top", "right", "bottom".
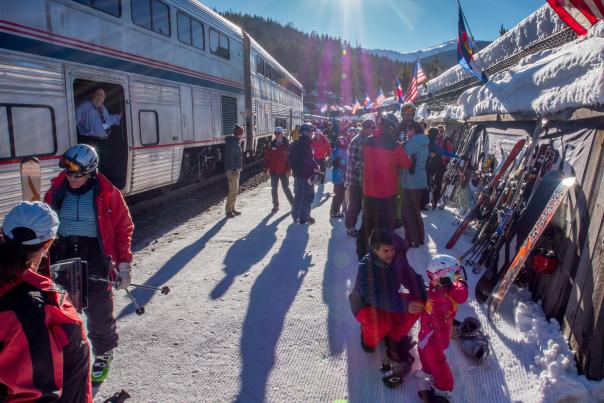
{"left": 124, "top": 288, "right": 145, "bottom": 316}
{"left": 128, "top": 283, "right": 171, "bottom": 295}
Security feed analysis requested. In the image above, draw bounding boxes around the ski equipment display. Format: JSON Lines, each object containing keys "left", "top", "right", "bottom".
{"left": 488, "top": 177, "right": 576, "bottom": 314}
{"left": 20, "top": 156, "right": 41, "bottom": 201}
{"left": 446, "top": 138, "right": 526, "bottom": 249}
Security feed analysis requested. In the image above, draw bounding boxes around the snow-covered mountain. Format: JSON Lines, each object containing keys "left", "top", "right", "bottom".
{"left": 371, "top": 39, "right": 491, "bottom": 67}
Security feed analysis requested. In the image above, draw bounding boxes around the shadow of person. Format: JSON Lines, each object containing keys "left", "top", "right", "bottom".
{"left": 210, "top": 213, "right": 289, "bottom": 299}
{"left": 234, "top": 224, "right": 311, "bottom": 403}
{"left": 117, "top": 218, "right": 227, "bottom": 319}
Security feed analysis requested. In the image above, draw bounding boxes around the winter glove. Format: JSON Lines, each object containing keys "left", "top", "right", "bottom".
{"left": 439, "top": 276, "right": 453, "bottom": 288}
{"left": 116, "top": 262, "right": 131, "bottom": 289}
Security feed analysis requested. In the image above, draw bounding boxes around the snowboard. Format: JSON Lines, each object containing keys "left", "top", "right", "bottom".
{"left": 488, "top": 176, "right": 576, "bottom": 314}
{"left": 474, "top": 170, "right": 566, "bottom": 304}
{"left": 446, "top": 139, "right": 526, "bottom": 249}
{"left": 20, "top": 157, "right": 41, "bottom": 201}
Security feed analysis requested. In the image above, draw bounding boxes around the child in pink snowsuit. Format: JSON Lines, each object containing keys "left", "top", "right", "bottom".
{"left": 418, "top": 255, "right": 468, "bottom": 396}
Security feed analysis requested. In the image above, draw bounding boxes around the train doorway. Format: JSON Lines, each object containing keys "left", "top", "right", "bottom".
{"left": 73, "top": 79, "right": 128, "bottom": 189}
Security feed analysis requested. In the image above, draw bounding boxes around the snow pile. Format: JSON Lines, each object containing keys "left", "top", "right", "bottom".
{"left": 415, "top": 103, "right": 429, "bottom": 120}
{"left": 459, "top": 21, "right": 604, "bottom": 118}
{"left": 514, "top": 294, "right": 604, "bottom": 403}
{"left": 427, "top": 104, "right": 466, "bottom": 121}
{"left": 427, "top": 4, "right": 567, "bottom": 93}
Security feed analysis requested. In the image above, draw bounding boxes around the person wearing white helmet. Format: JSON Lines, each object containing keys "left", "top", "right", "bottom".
{"left": 416, "top": 254, "right": 468, "bottom": 400}
{"left": 0, "top": 201, "right": 92, "bottom": 402}
{"left": 44, "top": 143, "right": 134, "bottom": 385}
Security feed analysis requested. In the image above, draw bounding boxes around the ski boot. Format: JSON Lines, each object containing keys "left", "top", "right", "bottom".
{"left": 380, "top": 335, "right": 415, "bottom": 388}
{"left": 91, "top": 351, "right": 113, "bottom": 384}
{"left": 418, "top": 387, "right": 451, "bottom": 402}
{"left": 457, "top": 317, "right": 490, "bottom": 364}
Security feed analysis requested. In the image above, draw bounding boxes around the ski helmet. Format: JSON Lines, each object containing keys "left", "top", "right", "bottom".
{"left": 400, "top": 102, "right": 416, "bottom": 115}
{"left": 3, "top": 201, "right": 59, "bottom": 245}
{"left": 379, "top": 112, "right": 400, "bottom": 134}
{"left": 426, "top": 254, "right": 462, "bottom": 284}
{"left": 300, "top": 123, "right": 315, "bottom": 135}
{"left": 59, "top": 144, "right": 99, "bottom": 177}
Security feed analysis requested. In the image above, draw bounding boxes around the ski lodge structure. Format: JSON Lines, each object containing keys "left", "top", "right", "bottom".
{"left": 415, "top": 5, "right": 604, "bottom": 380}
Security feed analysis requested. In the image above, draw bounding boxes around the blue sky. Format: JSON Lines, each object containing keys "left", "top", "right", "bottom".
{"left": 202, "top": 0, "right": 546, "bottom": 53}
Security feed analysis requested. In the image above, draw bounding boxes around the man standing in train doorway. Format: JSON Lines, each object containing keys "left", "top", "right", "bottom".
{"left": 75, "top": 87, "right": 122, "bottom": 172}
{"left": 225, "top": 125, "right": 245, "bottom": 218}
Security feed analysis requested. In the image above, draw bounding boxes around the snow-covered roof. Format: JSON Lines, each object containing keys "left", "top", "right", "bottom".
{"left": 446, "top": 21, "right": 604, "bottom": 119}
{"left": 427, "top": 4, "right": 568, "bottom": 94}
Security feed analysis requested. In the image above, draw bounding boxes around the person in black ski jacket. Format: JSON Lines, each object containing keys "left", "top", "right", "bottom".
{"left": 288, "top": 123, "right": 320, "bottom": 224}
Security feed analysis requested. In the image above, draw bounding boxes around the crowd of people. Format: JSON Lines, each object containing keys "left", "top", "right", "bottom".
{"left": 0, "top": 98, "right": 466, "bottom": 401}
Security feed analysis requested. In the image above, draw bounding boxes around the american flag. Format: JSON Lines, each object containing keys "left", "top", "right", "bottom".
{"left": 404, "top": 60, "right": 427, "bottom": 103}
{"left": 547, "top": 0, "right": 604, "bottom": 36}
{"left": 375, "top": 88, "right": 386, "bottom": 106}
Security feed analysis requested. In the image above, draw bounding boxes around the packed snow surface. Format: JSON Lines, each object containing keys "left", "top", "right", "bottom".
{"left": 94, "top": 178, "right": 604, "bottom": 402}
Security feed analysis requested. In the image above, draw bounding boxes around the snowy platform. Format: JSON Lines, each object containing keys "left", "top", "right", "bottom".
{"left": 94, "top": 180, "right": 601, "bottom": 402}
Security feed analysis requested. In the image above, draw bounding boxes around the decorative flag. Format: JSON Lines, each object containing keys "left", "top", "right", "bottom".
{"left": 330, "top": 105, "right": 339, "bottom": 111}
{"left": 404, "top": 59, "right": 428, "bottom": 103}
{"left": 363, "top": 94, "right": 373, "bottom": 110}
{"left": 395, "top": 78, "right": 404, "bottom": 103}
{"left": 320, "top": 104, "right": 328, "bottom": 113}
{"left": 457, "top": 3, "right": 488, "bottom": 82}
{"left": 375, "top": 88, "right": 386, "bottom": 106}
{"left": 352, "top": 98, "right": 361, "bottom": 115}
{"left": 547, "top": 0, "right": 604, "bottom": 36}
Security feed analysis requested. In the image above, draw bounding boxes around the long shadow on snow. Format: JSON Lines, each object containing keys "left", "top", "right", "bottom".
{"left": 234, "top": 224, "right": 311, "bottom": 403}
{"left": 210, "top": 212, "right": 290, "bottom": 299}
{"left": 117, "top": 218, "right": 227, "bottom": 319}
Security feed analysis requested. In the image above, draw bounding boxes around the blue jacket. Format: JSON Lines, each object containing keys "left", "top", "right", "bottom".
{"left": 288, "top": 135, "right": 318, "bottom": 179}
{"left": 224, "top": 135, "right": 243, "bottom": 171}
{"left": 349, "top": 234, "right": 426, "bottom": 316}
{"left": 331, "top": 147, "right": 348, "bottom": 185}
{"left": 401, "top": 133, "right": 430, "bottom": 190}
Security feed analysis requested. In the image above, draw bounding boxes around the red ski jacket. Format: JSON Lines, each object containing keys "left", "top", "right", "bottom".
{"left": 263, "top": 138, "right": 291, "bottom": 175}
{"left": 0, "top": 270, "right": 92, "bottom": 402}
{"left": 419, "top": 280, "right": 468, "bottom": 339}
{"left": 44, "top": 172, "right": 134, "bottom": 268}
{"left": 362, "top": 133, "right": 412, "bottom": 198}
{"left": 312, "top": 133, "right": 332, "bottom": 160}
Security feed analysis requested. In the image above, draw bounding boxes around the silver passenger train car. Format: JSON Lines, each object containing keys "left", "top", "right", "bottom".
{"left": 0, "top": 0, "right": 303, "bottom": 217}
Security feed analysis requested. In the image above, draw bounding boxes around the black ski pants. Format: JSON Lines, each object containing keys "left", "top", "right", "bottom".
{"left": 270, "top": 173, "right": 294, "bottom": 207}
{"left": 401, "top": 188, "right": 425, "bottom": 245}
{"left": 428, "top": 165, "right": 446, "bottom": 208}
{"left": 330, "top": 184, "right": 346, "bottom": 215}
{"left": 356, "top": 195, "right": 396, "bottom": 260}
{"left": 54, "top": 236, "right": 118, "bottom": 355}
{"left": 345, "top": 184, "right": 363, "bottom": 230}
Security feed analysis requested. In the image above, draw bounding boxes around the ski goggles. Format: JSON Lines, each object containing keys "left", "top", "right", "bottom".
{"left": 59, "top": 156, "right": 87, "bottom": 178}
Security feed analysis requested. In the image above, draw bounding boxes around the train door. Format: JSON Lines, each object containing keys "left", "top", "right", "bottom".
{"left": 72, "top": 79, "right": 129, "bottom": 190}
{"left": 179, "top": 85, "right": 194, "bottom": 143}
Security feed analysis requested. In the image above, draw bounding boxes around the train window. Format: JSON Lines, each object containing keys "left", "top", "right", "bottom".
{"left": 209, "top": 28, "right": 230, "bottom": 60}
{"left": 139, "top": 110, "right": 159, "bottom": 145}
{"left": 12, "top": 107, "right": 56, "bottom": 157}
{"left": 0, "top": 107, "right": 10, "bottom": 158}
{"left": 177, "top": 11, "right": 204, "bottom": 50}
{"left": 132, "top": 0, "right": 170, "bottom": 37}
{"left": 72, "top": 0, "right": 121, "bottom": 17}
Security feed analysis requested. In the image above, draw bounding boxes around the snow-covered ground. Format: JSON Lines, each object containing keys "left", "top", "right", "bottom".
{"left": 94, "top": 178, "right": 604, "bottom": 402}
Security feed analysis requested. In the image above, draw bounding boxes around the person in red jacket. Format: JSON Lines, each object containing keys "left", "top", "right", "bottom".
{"left": 311, "top": 129, "right": 332, "bottom": 185}
{"left": 44, "top": 144, "right": 134, "bottom": 385}
{"left": 356, "top": 113, "right": 412, "bottom": 260}
{"left": 0, "top": 201, "right": 92, "bottom": 402}
{"left": 417, "top": 255, "right": 468, "bottom": 400}
{"left": 264, "top": 126, "right": 294, "bottom": 212}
